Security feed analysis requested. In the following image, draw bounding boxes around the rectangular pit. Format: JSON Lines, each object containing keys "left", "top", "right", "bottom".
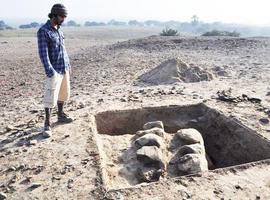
{"left": 94, "top": 103, "right": 270, "bottom": 190}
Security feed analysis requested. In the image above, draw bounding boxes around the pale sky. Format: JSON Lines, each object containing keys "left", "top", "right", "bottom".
{"left": 1, "top": 0, "right": 270, "bottom": 26}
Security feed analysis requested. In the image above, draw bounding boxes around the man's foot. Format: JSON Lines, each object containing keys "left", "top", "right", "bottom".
{"left": 43, "top": 125, "right": 52, "bottom": 138}
{"left": 57, "top": 112, "right": 73, "bottom": 123}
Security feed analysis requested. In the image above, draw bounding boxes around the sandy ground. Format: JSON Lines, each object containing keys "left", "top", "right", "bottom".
{"left": 0, "top": 26, "right": 270, "bottom": 199}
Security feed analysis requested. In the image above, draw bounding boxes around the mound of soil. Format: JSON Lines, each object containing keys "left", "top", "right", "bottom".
{"left": 137, "top": 58, "right": 213, "bottom": 85}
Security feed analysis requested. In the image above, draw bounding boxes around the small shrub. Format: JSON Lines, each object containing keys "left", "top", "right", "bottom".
{"left": 160, "top": 28, "right": 178, "bottom": 36}
{"left": 202, "top": 30, "right": 240, "bottom": 37}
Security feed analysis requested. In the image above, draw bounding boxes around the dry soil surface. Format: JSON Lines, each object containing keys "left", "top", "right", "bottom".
{"left": 0, "top": 27, "right": 270, "bottom": 199}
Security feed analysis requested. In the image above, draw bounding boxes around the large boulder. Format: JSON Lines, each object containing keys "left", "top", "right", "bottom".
{"left": 169, "top": 144, "right": 205, "bottom": 164}
{"left": 135, "top": 127, "right": 165, "bottom": 140}
{"left": 134, "top": 133, "right": 164, "bottom": 148}
{"left": 136, "top": 166, "right": 164, "bottom": 183}
{"left": 136, "top": 146, "right": 165, "bottom": 168}
{"left": 176, "top": 128, "right": 204, "bottom": 145}
{"left": 143, "top": 121, "right": 164, "bottom": 130}
{"left": 177, "top": 154, "right": 208, "bottom": 175}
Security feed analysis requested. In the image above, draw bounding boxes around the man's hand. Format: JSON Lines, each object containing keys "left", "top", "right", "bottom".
{"left": 46, "top": 67, "right": 55, "bottom": 78}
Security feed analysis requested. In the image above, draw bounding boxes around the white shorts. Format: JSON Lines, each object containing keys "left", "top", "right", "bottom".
{"left": 43, "top": 71, "right": 70, "bottom": 108}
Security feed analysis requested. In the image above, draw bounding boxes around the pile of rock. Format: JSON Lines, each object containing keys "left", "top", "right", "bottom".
{"left": 134, "top": 121, "right": 166, "bottom": 183}
{"left": 169, "top": 128, "right": 208, "bottom": 175}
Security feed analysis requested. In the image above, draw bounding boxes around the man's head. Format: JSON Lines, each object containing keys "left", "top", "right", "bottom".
{"left": 48, "top": 4, "right": 67, "bottom": 26}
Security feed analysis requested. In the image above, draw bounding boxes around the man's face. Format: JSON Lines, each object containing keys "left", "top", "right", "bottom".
{"left": 56, "top": 15, "right": 66, "bottom": 26}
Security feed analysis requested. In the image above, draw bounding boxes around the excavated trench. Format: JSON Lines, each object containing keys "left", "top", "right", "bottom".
{"left": 94, "top": 103, "right": 270, "bottom": 190}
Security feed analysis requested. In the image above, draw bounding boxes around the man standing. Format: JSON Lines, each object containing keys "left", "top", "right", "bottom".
{"left": 37, "top": 4, "right": 73, "bottom": 138}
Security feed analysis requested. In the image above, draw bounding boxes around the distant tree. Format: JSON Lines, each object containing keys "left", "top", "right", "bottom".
{"left": 164, "top": 20, "right": 181, "bottom": 27}
{"left": 144, "top": 20, "right": 163, "bottom": 26}
{"left": 0, "top": 20, "right": 6, "bottom": 28}
{"left": 19, "top": 22, "right": 39, "bottom": 29}
{"left": 19, "top": 24, "right": 32, "bottom": 29}
{"left": 160, "top": 27, "right": 178, "bottom": 36}
{"left": 30, "top": 22, "right": 39, "bottom": 28}
{"left": 107, "top": 19, "right": 127, "bottom": 26}
{"left": 0, "top": 21, "right": 14, "bottom": 30}
{"left": 5, "top": 26, "right": 14, "bottom": 30}
{"left": 128, "top": 20, "right": 143, "bottom": 26}
{"left": 67, "top": 20, "right": 80, "bottom": 27}
{"left": 84, "top": 21, "right": 106, "bottom": 26}
{"left": 191, "top": 15, "right": 199, "bottom": 26}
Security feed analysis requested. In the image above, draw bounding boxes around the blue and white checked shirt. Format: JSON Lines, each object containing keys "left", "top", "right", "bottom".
{"left": 37, "top": 20, "right": 70, "bottom": 77}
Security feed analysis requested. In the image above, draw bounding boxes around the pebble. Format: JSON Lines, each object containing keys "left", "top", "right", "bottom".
{"left": 0, "top": 192, "right": 7, "bottom": 200}
{"left": 7, "top": 166, "right": 16, "bottom": 172}
{"left": 67, "top": 179, "right": 74, "bottom": 189}
{"left": 234, "top": 184, "right": 242, "bottom": 190}
{"left": 29, "top": 182, "right": 42, "bottom": 190}
{"left": 6, "top": 125, "right": 15, "bottom": 132}
{"left": 120, "top": 98, "right": 126, "bottom": 102}
{"left": 64, "top": 134, "right": 70, "bottom": 138}
{"left": 52, "top": 176, "right": 61, "bottom": 180}
{"left": 29, "top": 140, "right": 37, "bottom": 145}
{"left": 259, "top": 118, "right": 269, "bottom": 125}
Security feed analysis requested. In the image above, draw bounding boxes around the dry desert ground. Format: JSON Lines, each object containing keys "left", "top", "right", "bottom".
{"left": 0, "top": 27, "right": 270, "bottom": 199}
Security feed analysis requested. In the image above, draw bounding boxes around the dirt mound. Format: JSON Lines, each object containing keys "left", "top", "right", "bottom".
{"left": 137, "top": 58, "right": 213, "bottom": 85}
{"left": 110, "top": 36, "right": 265, "bottom": 52}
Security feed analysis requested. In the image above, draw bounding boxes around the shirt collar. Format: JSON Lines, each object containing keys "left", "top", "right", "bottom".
{"left": 46, "top": 20, "right": 60, "bottom": 31}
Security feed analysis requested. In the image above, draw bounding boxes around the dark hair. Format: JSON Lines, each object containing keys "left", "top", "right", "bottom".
{"left": 48, "top": 13, "right": 57, "bottom": 19}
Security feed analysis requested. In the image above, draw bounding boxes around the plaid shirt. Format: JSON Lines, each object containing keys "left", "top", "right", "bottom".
{"left": 37, "top": 20, "right": 70, "bottom": 77}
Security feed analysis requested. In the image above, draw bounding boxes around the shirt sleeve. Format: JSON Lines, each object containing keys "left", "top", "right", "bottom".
{"left": 37, "top": 29, "right": 55, "bottom": 77}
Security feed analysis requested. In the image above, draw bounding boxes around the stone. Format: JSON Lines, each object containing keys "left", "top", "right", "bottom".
{"left": 135, "top": 127, "right": 165, "bottom": 139}
{"left": 97, "top": 98, "right": 104, "bottom": 103}
{"left": 29, "top": 140, "right": 37, "bottom": 145}
{"left": 176, "top": 128, "right": 204, "bottom": 145}
{"left": 136, "top": 146, "right": 164, "bottom": 168}
{"left": 7, "top": 166, "right": 16, "bottom": 172}
{"left": 134, "top": 133, "right": 164, "bottom": 148}
{"left": 28, "top": 182, "right": 42, "bottom": 190}
{"left": 42, "top": 130, "right": 52, "bottom": 138}
{"left": 0, "top": 192, "right": 7, "bottom": 200}
{"left": 143, "top": 121, "right": 164, "bottom": 130}
{"left": 20, "top": 176, "right": 32, "bottom": 185}
{"left": 136, "top": 166, "right": 164, "bottom": 182}
{"left": 248, "top": 97, "right": 261, "bottom": 104}
{"left": 177, "top": 154, "right": 208, "bottom": 175}
{"left": 52, "top": 176, "right": 61, "bottom": 180}
{"left": 170, "top": 144, "right": 205, "bottom": 164}
{"left": 0, "top": 127, "right": 6, "bottom": 134}
{"left": 234, "top": 184, "right": 243, "bottom": 190}
{"left": 67, "top": 179, "right": 74, "bottom": 189}
{"left": 6, "top": 125, "right": 15, "bottom": 132}
{"left": 259, "top": 118, "right": 269, "bottom": 125}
